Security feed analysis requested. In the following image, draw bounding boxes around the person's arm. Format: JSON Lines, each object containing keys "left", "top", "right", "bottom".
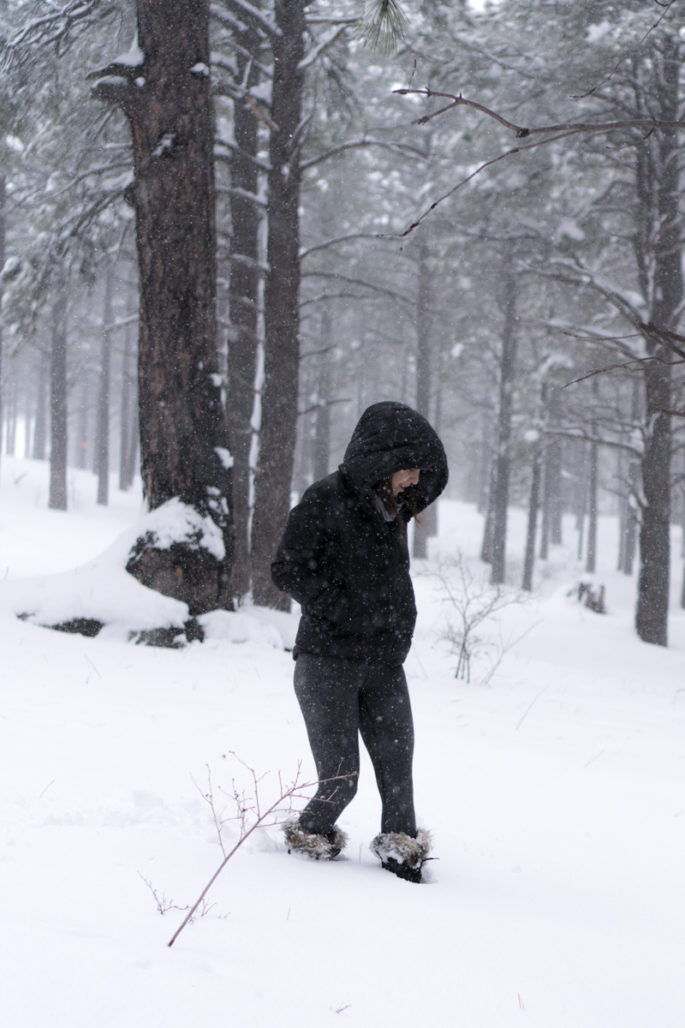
{"left": 271, "top": 488, "right": 345, "bottom": 619}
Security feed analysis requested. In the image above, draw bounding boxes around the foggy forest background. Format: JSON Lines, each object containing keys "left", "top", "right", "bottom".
{"left": 2, "top": 0, "right": 685, "bottom": 648}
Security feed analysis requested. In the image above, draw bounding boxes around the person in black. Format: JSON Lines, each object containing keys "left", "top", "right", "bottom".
{"left": 271, "top": 401, "right": 448, "bottom": 882}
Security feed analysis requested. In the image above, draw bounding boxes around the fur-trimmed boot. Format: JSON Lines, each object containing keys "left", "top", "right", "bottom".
{"left": 283, "top": 820, "right": 347, "bottom": 861}
{"left": 370, "top": 829, "right": 431, "bottom": 883}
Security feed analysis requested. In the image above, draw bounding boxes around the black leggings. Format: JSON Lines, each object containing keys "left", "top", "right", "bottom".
{"left": 294, "top": 653, "right": 417, "bottom": 837}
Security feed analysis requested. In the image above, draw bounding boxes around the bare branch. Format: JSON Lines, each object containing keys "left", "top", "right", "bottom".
{"left": 301, "top": 231, "right": 400, "bottom": 260}
{"left": 394, "top": 87, "right": 531, "bottom": 137}
{"left": 213, "top": 0, "right": 279, "bottom": 41}
{"left": 167, "top": 757, "right": 350, "bottom": 948}
{"left": 301, "top": 137, "right": 425, "bottom": 172}
{"left": 3, "top": 0, "right": 108, "bottom": 68}
{"left": 390, "top": 87, "right": 685, "bottom": 238}
{"left": 299, "top": 24, "right": 350, "bottom": 72}
{"left": 572, "top": 0, "right": 680, "bottom": 99}
{"left": 564, "top": 355, "right": 684, "bottom": 389}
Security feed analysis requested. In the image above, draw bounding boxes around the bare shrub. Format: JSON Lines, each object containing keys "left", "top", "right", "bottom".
{"left": 149, "top": 755, "right": 348, "bottom": 948}
{"left": 434, "top": 553, "right": 530, "bottom": 684}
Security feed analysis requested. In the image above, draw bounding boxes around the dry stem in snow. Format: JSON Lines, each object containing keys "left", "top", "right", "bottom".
{"left": 434, "top": 554, "right": 528, "bottom": 683}
{"left": 166, "top": 755, "right": 343, "bottom": 948}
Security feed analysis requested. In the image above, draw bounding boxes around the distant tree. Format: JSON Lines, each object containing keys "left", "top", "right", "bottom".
{"left": 522, "top": 444, "right": 542, "bottom": 592}
{"left": 250, "top": 0, "right": 307, "bottom": 609}
{"left": 48, "top": 270, "right": 68, "bottom": 510}
{"left": 94, "top": 263, "right": 114, "bottom": 506}
{"left": 487, "top": 250, "right": 518, "bottom": 586}
{"left": 212, "top": 2, "right": 266, "bottom": 602}
{"left": 396, "top": 1, "right": 685, "bottom": 643}
{"left": 413, "top": 235, "right": 436, "bottom": 559}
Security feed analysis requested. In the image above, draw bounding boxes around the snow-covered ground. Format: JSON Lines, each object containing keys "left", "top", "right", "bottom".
{"left": 1, "top": 455, "right": 684, "bottom": 1028}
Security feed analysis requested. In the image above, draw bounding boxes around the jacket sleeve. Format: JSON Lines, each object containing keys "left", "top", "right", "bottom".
{"left": 271, "top": 487, "right": 346, "bottom": 620}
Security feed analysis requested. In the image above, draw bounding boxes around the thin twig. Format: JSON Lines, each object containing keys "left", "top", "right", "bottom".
{"left": 390, "top": 87, "right": 685, "bottom": 238}
{"left": 516, "top": 685, "right": 550, "bottom": 731}
{"left": 167, "top": 759, "right": 349, "bottom": 948}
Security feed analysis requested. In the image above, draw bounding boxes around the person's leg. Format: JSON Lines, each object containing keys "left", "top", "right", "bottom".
{"left": 358, "top": 663, "right": 417, "bottom": 836}
{"left": 359, "top": 664, "right": 431, "bottom": 882}
{"left": 293, "top": 654, "right": 363, "bottom": 836}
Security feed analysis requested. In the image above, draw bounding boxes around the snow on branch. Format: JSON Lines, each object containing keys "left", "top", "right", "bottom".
{"left": 2, "top": 0, "right": 104, "bottom": 68}
{"left": 298, "top": 24, "right": 351, "bottom": 73}
{"left": 534, "top": 258, "right": 685, "bottom": 364}
{"left": 213, "top": 0, "right": 279, "bottom": 41}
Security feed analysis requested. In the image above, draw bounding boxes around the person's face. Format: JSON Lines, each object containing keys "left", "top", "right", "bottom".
{"left": 391, "top": 468, "right": 421, "bottom": 497}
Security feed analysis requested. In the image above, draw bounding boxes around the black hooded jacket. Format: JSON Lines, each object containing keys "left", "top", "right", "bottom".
{"left": 271, "top": 402, "right": 448, "bottom": 665}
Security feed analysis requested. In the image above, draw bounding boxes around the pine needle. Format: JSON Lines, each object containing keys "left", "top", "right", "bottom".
{"left": 356, "top": 0, "right": 408, "bottom": 55}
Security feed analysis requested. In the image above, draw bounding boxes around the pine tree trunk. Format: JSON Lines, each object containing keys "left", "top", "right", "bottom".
{"left": 635, "top": 36, "right": 681, "bottom": 646}
{"left": 251, "top": 0, "right": 306, "bottom": 609}
{"left": 5, "top": 377, "right": 16, "bottom": 456}
{"left": 226, "top": 20, "right": 261, "bottom": 601}
{"left": 123, "top": 398, "right": 139, "bottom": 492}
{"left": 636, "top": 361, "right": 672, "bottom": 643}
{"left": 546, "top": 390, "right": 563, "bottom": 546}
{"left": 33, "top": 353, "right": 48, "bottom": 462}
{"left": 522, "top": 449, "right": 542, "bottom": 592}
{"left": 541, "top": 437, "right": 563, "bottom": 550}
{"left": 75, "top": 374, "right": 90, "bottom": 470}
{"left": 619, "top": 380, "right": 641, "bottom": 575}
{"left": 93, "top": 0, "right": 233, "bottom": 615}
{"left": 618, "top": 456, "right": 639, "bottom": 576}
{"left": 538, "top": 454, "right": 550, "bottom": 561}
{"left": 490, "top": 259, "right": 517, "bottom": 585}
{"left": 573, "top": 438, "right": 585, "bottom": 559}
{"left": 95, "top": 267, "right": 113, "bottom": 506}
{"left": 585, "top": 434, "right": 598, "bottom": 575}
{"left": 49, "top": 284, "right": 68, "bottom": 511}
{"left": 413, "top": 239, "right": 433, "bottom": 560}
{"left": 119, "top": 320, "right": 133, "bottom": 490}
{"left": 480, "top": 456, "right": 496, "bottom": 563}
{"left": 312, "top": 308, "right": 333, "bottom": 482}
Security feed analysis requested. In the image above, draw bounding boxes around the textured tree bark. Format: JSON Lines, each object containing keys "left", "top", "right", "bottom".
{"left": 226, "top": 18, "right": 261, "bottom": 601}
{"left": 489, "top": 258, "right": 517, "bottom": 586}
{"left": 95, "top": 265, "right": 113, "bottom": 506}
{"left": 522, "top": 448, "right": 542, "bottom": 592}
{"left": 250, "top": 0, "right": 306, "bottom": 609}
{"left": 585, "top": 432, "right": 598, "bottom": 575}
{"left": 413, "top": 237, "right": 436, "bottom": 559}
{"left": 92, "top": 0, "right": 233, "bottom": 616}
{"left": 32, "top": 353, "right": 48, "bottom": 462}
{"left": 74, "top": 374, "right": 90, "bottom": 471}
{"left": 636, "top": 356, "right": 672, "bottom": 644}
{"left": 313, "top": 308, "right": 333, "bottom": 483}
{"left": 48, "top": 282, "right": 68, "bottom": 511}
{"left": 539, "top": 389, "right": 562, "bottom": 557}
{"left": 635, "top": 36, "right": 681, "bottom": 647}
{"left": 118, "top": 319, "right": 134, "bottom": 490}
{"left": 617, "top": 381, "right": 640, "bottom": 576}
